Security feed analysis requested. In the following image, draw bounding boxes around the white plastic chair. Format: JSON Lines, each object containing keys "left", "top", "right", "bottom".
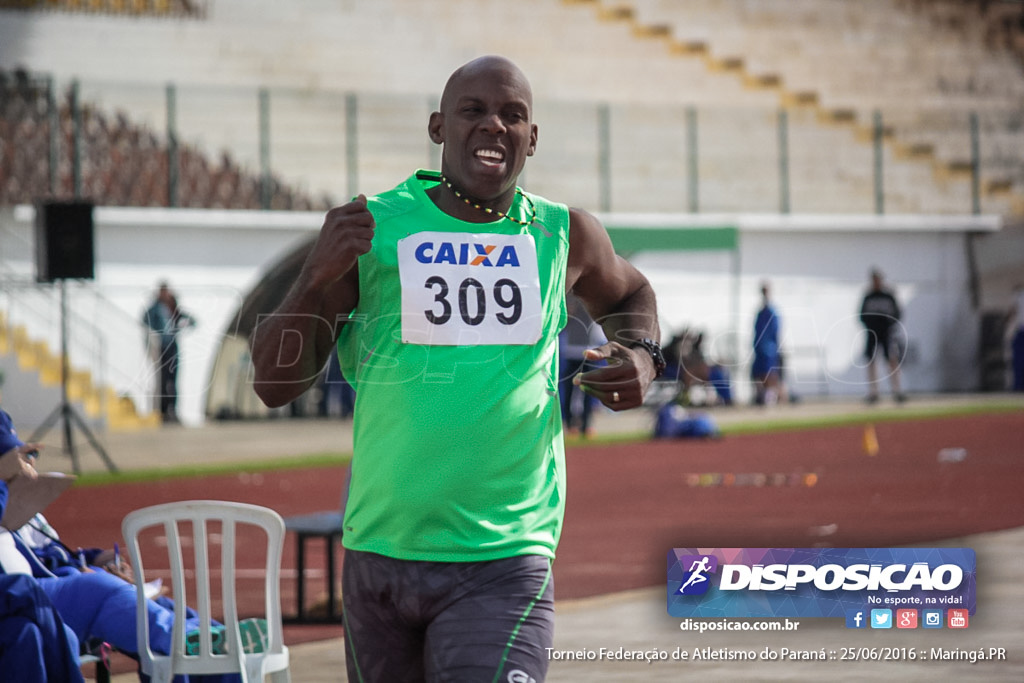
{"left": 122, "top": 500, "right": 291, "bottom": 683}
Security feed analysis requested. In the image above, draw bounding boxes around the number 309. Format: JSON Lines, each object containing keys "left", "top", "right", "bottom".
{"left": 423, "top": 276, "right": 522, "bottom": 326}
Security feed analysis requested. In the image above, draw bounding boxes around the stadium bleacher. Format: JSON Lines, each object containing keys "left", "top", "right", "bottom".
{"left": 1, "top": 0, "right": 1022, "bottom": 215}
{"left": 0, "top": 0, "right": 206, "bottom": 18}
{"left": 0, "top": 69, "right": 330, "bottom": 209}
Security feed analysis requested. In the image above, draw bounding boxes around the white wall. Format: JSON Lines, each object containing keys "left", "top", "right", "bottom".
{"left": 609, "top": 213, "right": 1000, "bottom": 402}
{"left": 1, "top": 205, "right": 321, "bottom": 427}
{"left": 0, "top": 206, "right": 1000, "bottom": 426}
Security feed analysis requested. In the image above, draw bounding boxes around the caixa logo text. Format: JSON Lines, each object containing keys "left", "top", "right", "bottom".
{"left": 414, "top": 241, "right": 521, "bottom": 267}
{"left": 719, "top": 562, "right": 964, "bottom": 592}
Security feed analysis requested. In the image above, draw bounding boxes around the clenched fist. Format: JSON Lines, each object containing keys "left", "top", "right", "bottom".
{"left": 307, "top": 194, "right": 376, "bottom": 287}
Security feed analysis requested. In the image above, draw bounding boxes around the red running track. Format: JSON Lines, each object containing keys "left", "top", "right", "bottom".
{"left": 47, "top": 412, "right": 1024, "bottom": 661}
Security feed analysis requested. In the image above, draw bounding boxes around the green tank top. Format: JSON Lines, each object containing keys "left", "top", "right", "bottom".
{"left": 337, "top": 170, "right": 570, "bottom": 561}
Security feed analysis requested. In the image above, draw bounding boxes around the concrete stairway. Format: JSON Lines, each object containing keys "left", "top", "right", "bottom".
{"left": 565, "top": 0, "right": 1023, "bottom": 213}
{"left": 0, "top": 311, "right": 159, "bottom": 432}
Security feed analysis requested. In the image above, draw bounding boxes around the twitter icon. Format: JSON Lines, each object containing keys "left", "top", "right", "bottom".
{"left": 870, "top": 609, "right": 893, "bottom": 629}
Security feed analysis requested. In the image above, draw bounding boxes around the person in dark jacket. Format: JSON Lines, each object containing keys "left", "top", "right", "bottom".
{"left": 859, "top": 268, "right": 906, "bottom": 403}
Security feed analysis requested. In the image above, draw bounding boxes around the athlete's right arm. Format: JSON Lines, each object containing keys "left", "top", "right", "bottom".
{"left": 250, "top": 195, "right": 374, "bottom": 408}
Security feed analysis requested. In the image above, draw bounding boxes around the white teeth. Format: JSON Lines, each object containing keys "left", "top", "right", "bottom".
{"left": 476, "top": 149, "right": 503, "bottom": 161}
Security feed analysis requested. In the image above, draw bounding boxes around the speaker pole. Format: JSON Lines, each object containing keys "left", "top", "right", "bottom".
{"left": 29, "top": 280, "right": 118, "bottom": 474}
{"left": 59, "top": 279, "right": 77, "bottom": 473}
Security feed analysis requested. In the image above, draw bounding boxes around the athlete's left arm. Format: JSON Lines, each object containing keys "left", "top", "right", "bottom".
{"left": 565, "top": 207, "right": 660, "bottom": 410}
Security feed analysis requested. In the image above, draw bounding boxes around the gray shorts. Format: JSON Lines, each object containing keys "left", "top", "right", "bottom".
{"left": 342, "top": 549, "right": 554, "bottom": 683}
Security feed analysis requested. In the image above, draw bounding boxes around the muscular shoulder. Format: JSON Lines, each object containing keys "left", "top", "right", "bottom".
{"left": 566, "top": 208, "right": 603, "bottom": 290}
{"left": 567, "top": 207, "right": 608, "bottom": 257}
{"left": 566, "top": 206, "right": 632, "bottom": 299}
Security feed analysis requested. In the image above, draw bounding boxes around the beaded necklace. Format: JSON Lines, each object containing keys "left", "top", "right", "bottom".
{"left": 439, "top": 174, "right": 536, "bottom": 227}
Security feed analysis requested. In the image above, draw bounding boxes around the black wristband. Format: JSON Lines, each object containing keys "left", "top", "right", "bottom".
{"left": 627, "top": 338, "right": 667, "bottom": 379}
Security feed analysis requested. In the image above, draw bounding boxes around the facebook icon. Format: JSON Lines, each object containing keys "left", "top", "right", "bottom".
{"left": 845, "top": 609, "right": 867, "bottom": 629}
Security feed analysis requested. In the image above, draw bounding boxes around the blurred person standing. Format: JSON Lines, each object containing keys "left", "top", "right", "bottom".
{"left": 317, "top": 351, "right": 355, "bottom": 419}
{"left": 669, "top": 328, "right": 732, "bottom": 407}
{"left": 142, "top": 281, "right": 196, "bottom": 423}
{"left": 558, "top": 295, "right": 605, "bottom": 437}
{"left": 751, "top": 282, "right": 784, "bottom": 405}
{"left": 859, "top": 268, "right": 906, "bottom": 403}
{"left": 0, "top": 411, "right": 84, "bottom": 683}
{"left": 1008, "top": 283, "right": 1024, "bottom": 391}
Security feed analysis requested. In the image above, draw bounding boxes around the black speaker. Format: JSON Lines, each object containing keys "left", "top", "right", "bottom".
{"left": 35, "top": 200, "right": 95, "bottom": 282}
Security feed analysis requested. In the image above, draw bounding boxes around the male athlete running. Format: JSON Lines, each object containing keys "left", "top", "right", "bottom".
{"left": 252, "top": 55, "right": 662, "bottom": 682}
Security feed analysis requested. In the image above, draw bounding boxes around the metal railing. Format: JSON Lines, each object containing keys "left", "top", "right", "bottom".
{"left": 2, "top": 72, "right": 1022, "bottom": 217}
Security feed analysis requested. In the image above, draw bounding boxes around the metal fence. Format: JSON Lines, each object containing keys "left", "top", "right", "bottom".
{"left": 2, "top": 72, "right": 1022, "bottom": 216}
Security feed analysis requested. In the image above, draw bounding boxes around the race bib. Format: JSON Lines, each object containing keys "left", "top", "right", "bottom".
{"left": 398, "top": 231, "right": 542, "bottom": 345}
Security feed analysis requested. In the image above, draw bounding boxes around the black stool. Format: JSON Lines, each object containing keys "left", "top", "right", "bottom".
{"left": 284, "top": 509, "right": 345, "bottom": 624}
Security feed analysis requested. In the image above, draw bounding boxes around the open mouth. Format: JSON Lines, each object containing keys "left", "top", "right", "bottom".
{"left": 474, "top": 148, "right": 505, "bottom": 168}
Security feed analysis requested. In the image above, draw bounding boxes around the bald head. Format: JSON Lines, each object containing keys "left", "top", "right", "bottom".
{"left": 439, "top": 55, "right": 533, "bottom": 113}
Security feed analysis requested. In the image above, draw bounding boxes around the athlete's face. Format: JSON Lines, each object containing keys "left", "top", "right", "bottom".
{"left": 430, "top": 58, "right": 538, "bottom": 207}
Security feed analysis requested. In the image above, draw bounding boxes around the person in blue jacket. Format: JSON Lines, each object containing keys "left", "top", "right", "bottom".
{"left": 0, "top": 573, "right": 84, "bottom": 682}
{"left": 751, "top": 282, "right": 783, "bottom": 405}
{"left": 0, "top": 429, "right": 85, "bottom": 683}
{"left": 0, "top": 407, "right": 246, "bottom": 683}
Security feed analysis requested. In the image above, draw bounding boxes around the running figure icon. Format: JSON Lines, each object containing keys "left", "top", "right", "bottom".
{"left": 679, "top": 556, "right": 712, "bottom": 593}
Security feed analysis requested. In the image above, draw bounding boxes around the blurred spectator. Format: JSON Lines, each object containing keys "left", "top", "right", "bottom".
{"left": 1, "top": 411, "right": 83, "bottom": 682}
{"left": 559, "top": 296, "right": 604, "bottom": 437}
{"left": 0, "top": 406, "right": 251, "bottom": 682}
{"left": 0, "top": 573, "right": 83, "bottom": 683}
{"left": 859, "top": 268, "right": 906, "bottom": 403}
{"left": 751, "top": 282, "right": 784, "bottom": 405}
{"left": 318, "top": 352, "right": 355, "bottom": 419}
{"left": 653, "top": 403, "right": 721, "bottom": 440}
{"left": 143, "top": 281, "right": 197, "bottom": 423}
{"left": 665, "top": 328, "right": 732, "bottom": 406}
{"left": 1008, "top": 283, "right": 1024, "bottom": 391}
